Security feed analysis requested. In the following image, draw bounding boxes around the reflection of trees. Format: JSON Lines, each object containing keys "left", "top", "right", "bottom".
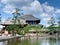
{"left": 7, "top": 39, "right": 31, "bottom": 45}
{"left": 30, "top": 38, "right": 41, "bottom": 45}
{"left": 7, "top": 38, "right": 41, "bottom": 45}
{"left": 34, "top": 38, "right": 40, "bottom": 45}
{"left": 0, "top": 42, "right": 5, "bottom": 45}
{"left": 49, "top": 38, "right": 57, "bottom": 45}
{"left": 7, "top": 39, "right": 20, "bottom": 45}
{"left": 20, "top": 39, "right": 30, "bottom": 45}
{"left": 2, "top": 38, "right": 60, "bottom": 45}
{"left": 40, "top": 39, "right": 49, "bottom": 45}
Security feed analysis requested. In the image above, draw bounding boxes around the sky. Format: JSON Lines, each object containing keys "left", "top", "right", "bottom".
{"left": 0, "top": 0, "right": 60, "bottom": 27}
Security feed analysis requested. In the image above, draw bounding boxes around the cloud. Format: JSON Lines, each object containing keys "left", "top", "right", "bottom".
{"left": 55, "top": 9, "right": 60, "bottom": 14}
{"left": 40, "top": 13, "right": 49, "bottom": 17}
{"left": 21, "top": 0, "right": 43, "bottom": 15}
{"left": 0, "top": 3, "right": 2, "bottom": 7}
{"left": 21, "top": 0, "right": 54, "bottom": 26}
{"left": 43, "top": 17, "right": 51, "bottom": 21}
{"left": 42, "top": 2, "right": 55, "bottom": 13}
{"left": 1, "top": 0, "right": 60, "bottom": 26}
{"left": 1, "top": 0, "right": 34, "bottom": 14}
{"left": 30, "top": 0, "right": 43, "bottom": 12}
{"left": 3, "top": 4, "right": 15, "bottom": 14}
{"left": 40, "top": 13, "right": 51, "bottom": 22}
{"left": 0, "top": 3, "right": 3, "bottom": 8}
{"left": 1, "top": 0, "right": 8, "bottom": 4}
{"left": 1, "top": 0, "right": 34, "bottom": 7}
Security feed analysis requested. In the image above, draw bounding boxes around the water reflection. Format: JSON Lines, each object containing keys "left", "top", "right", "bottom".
{"left": 0, "top": 37, "right": 60, "bottom": 45}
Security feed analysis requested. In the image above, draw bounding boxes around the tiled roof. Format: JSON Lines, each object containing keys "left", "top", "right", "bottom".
{"left": 20, "top": 14, "right": 40, "bottom": 21}
{"left": 1, "top": 19, "right": 26, "bottom": 25}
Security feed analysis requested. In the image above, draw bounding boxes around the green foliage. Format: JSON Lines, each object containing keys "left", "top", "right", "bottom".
{"left": 12, "top": 8, "right": 21, "bottom": 24}
{"left": 48, "top": 25, "right": 54, "bottom": 32}
{"left": 18, "top": 25, "right": 31, "bottom": 35}
{"left": 58, "top": 17, "right": 60, "bottom": 26}
{"left": 48, "top": 24, "right": 58, "bottom": 34}
{"left": 0, "top": 14, "right": 1, "bottom": 24}
{"left": 6, "top": 25, "right": 20, "bottom": 31}
{"left": 36, "top": 25, "right": 42, "bottom": 30}
{"left": 6, "top": 24, "right": 20, "bottom": 36}
{"left": 57, "top": 26, "right": 60, "bottom": 30}
{"left": 12, "top": 24, "right": 20, "bottom": 30}
{"left": 6, "top": 25, "right": 13, "bottom": 31}
{"left": 48, "top": 17, "right": 56, "bottom": 34}
{"left": 48, "top": 17, "right": 55, "bottom": 25}
{"left": 18, "top": 30, "right": 25, "bottom": 35}
{"left": 31, "top": 25, "right": 42, "bottom": 31}
{"left": 23, "top": 24, "right": 31, "bottom": 31}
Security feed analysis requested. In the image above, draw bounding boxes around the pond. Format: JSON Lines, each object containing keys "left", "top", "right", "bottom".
{"left": 0, "top": 37, "right": 60, "bottom": 45}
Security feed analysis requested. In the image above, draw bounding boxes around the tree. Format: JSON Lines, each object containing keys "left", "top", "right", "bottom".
{"left": 6, "top": 25, "right": 20, "bottom": 36}
{"left": 19, "top": 24, "right": 31, "bottom": 35}
{"left": 12, "top": 8, "right": 21, "bottom": 24}
{"left": 48, "top": 17, "right": 55, "bottom": 25}
{"left": 34, "top": 25, "right": 42, "bottom": 36}
{"left": 6, "top": 25, "right": 13, "bottom": 34}
{"left": 58, "top": 17, "right": 60, "bottom": 26}
{"left": 0, "top": 14, "right": 2, "bottom": 24}
{"left": 48, "top": 17, "right": 56, "bottom": 35}
{"left": 12, "top": 24, "right": 20, "bottom": 36}
{"left": 57, "top": 17, "right": 60, "bottom": 30}
{"left": 0, "top": 14, "right": 2, "bottom": 35}
{"left": 23, "top": 24, "right": 31, "bottom": 32}
{"left": 11, "top": 8, "right": 21, "bottom": 36}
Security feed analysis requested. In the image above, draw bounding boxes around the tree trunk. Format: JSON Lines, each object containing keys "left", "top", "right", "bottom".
{"left": 12, "top": 30, "right": 15, "bottom": 36}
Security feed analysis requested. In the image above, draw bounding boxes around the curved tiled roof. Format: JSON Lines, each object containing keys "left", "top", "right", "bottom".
{"left": 20, "top": 14, "right": 40, "bottom": 21}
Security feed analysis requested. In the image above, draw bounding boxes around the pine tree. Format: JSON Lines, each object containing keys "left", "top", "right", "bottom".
{"left": 0, "top": 14, "right": 1, "bottom": 24}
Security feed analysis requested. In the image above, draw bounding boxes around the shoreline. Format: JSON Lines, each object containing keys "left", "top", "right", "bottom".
{"left": 0, "top": 33, "right": 60, "bottom": 41}
{"left": 0, "top": 35, "right": 22, "bottom": 41}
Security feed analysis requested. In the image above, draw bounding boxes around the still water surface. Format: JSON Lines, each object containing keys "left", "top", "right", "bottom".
{"left": 0, "top": 37, "right": 60, "bottom": 45}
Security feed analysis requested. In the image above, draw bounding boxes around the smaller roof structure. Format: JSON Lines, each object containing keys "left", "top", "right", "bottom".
{"left": 0, "top": 25, "right": 5, "bottom": 30}
{"left": 1, "top": 18, "right": 27, "bottom": 25}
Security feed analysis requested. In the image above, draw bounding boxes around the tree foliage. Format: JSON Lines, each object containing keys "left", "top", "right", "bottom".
{"left": 6, "top": 25, "right": 20, "bottom": 31}
{"left": 48, "top": 17, "right": 55, "bottom": 25}
{"left": 57, "top": 17, "right": 60, "bottom": 30}
{"left": 48, "top": 25, "right": 56, "bottom": 32}
{"left": 12, "top": 8, "right": 21, "bottom": 24}
{"left": 23, "top": 25, "right": 31, "bottom": 30}
{"left": 48, "top": 17, "right": 56, "bottom": 34}
{"left": 58, "top": 17, "right": 60, "bottom": 26}
{"left": 6, "top": 25, "right": 13, "bottom": 31}
{"left": 0, "top": 14, "right": 2, "bottom": 24}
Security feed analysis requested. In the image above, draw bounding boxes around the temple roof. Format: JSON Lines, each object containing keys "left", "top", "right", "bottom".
{"left": 1, "top": 18, "right": 26, "bottom": 25}
{"left": 20, "top": 15, "right": 40, "bottom": 21}
{"left": 1, "top": 14, "right": 40, "bottom": 25}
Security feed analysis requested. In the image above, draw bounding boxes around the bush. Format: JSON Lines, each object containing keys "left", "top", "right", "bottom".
{"left": 6, "top": 24, "right": 20, "bottom": 35}
{"left": 6, "top": 25, "right": 13, "bottom": 31}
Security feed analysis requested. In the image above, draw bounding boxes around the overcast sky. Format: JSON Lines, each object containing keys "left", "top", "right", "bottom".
{"left": 0, "top": 0, "right": 60, "bottom": 27}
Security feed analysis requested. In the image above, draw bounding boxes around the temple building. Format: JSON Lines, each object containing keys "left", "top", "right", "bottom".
{"left": 20, "top": 14, "right": 40, "bottom": 26}
{"left": 1, "top": 14, "right": 40, "bottom": 30}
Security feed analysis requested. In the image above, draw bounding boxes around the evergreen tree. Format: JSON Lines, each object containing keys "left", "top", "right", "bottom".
{"left": 11, "top": 8, "right": 21, "bottom": 36}
{"left": 0, "top": 14, "right": 1, "bottom": 24}
{"left": 12, "top": 8, "right": 21, "bottom": 24}
{"left": 48, "top": 17, "right": 56, "bottom": 35}
{"left": 48, "top": 17, "right": 55, "bottom": 25}
{"left": 58, "top": 17, "right": 60, "bottom": 26}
